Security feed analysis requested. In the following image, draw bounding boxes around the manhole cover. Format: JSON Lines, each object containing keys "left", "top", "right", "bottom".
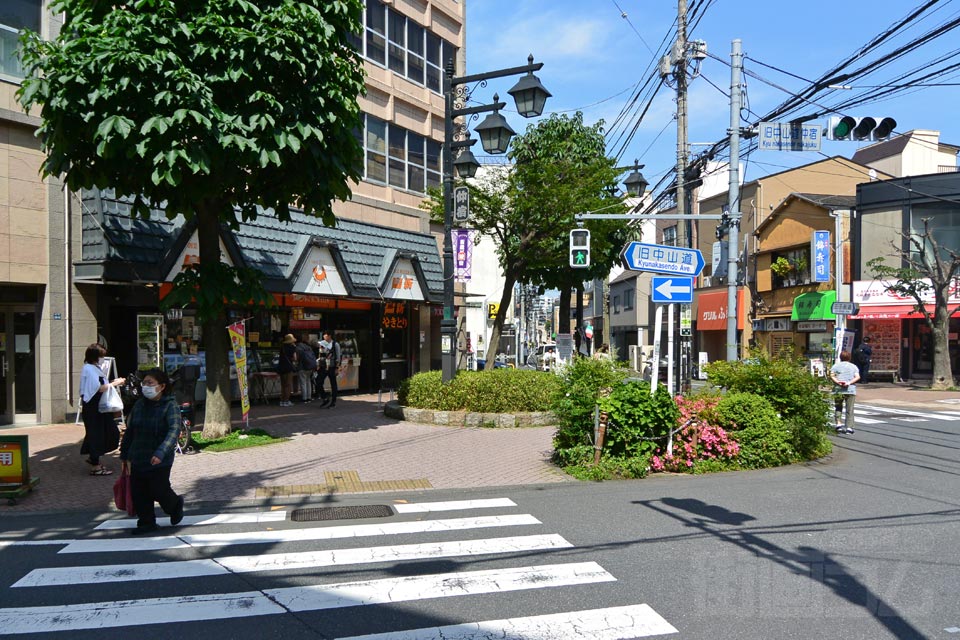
{"left": 290, "top": 505, "right": 394, "bottom": 522}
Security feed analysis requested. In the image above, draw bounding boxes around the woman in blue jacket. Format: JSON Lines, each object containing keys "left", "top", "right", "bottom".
{"left": 120, "top": 368, "right": 184, "bottom": 535}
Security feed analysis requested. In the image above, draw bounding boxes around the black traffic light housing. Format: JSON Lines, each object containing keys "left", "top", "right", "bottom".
{"left": 569, "top": 228, "right": 591, "bottom": 268}
{"left": 827, "top": 115, "right": 897, "bottom": 141}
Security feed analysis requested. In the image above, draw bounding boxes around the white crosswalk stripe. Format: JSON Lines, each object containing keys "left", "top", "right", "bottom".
{"left": 858, "top": 404, "right": 960, "bottom": 420}
{"left": 0, "top": 497, "right": 678, "bottom": 638}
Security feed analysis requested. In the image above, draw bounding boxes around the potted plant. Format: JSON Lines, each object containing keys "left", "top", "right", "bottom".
{"left": 770, "top": 257, "right": 793, "bottom": 278}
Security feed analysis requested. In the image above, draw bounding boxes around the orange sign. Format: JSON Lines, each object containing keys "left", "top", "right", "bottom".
{"left": 0, "top": 439, "right": 26, "bottom": 486}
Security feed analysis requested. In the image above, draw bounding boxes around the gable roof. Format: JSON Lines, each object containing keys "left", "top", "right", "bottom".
{"left": 754, "top": 192, "right": 857, "bottom": 236}
{"left": 76, "top": 189, "right": 443, "bottom": 301}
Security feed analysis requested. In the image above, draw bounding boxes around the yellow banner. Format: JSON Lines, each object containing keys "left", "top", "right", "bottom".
{"left": 0, "top": 441, "right": 25, "bottom": 486}
{"left": 228, "top": 321, "right": 250, "bottom": 424}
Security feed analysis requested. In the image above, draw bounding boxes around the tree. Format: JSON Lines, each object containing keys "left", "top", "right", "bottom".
{"left": 423, "top": 113, "right": 628, "bottom": 370}
{"left": 506, "top": 113, "right": 629, "bottom": 343}
{"left": 867, "top": 217, "right": 960, "bottom": 390}
{"left": 18, "top": 0, "right": 366, "bottom": 436}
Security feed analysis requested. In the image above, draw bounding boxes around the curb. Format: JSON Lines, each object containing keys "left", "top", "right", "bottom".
{"left": 383, "top": 400, "right": 556, "bottom": 428}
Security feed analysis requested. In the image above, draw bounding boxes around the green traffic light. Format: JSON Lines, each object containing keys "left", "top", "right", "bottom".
{"left": 833, "top": 121, "right": 851, "bottom": 138}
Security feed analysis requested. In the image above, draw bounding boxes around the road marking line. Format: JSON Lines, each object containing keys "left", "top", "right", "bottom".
{"left": 858, "top": 405, "right": 960, "bottom": 420}
{"left": 851, "top": 414, "right": 883, "bottom": 424}
{"left": 58, "top": 514, "right": 541, "bottom": 554}
{"left": 15, "top": 534, "right": 573, "bottom": 587}
{"left": 335, "top": 604, "right": 679, "bottom": 640}
{"left": 0, "top": 540, "right": 78, "bottom": 548}
{"left": 0, "top": 563, "right": 613, "bottom": 634}
{"left": 393, "top": 498, "right": 516, "bottom": 513}
{"left": 94, "top": 510, "right": 288, "bottom": 530}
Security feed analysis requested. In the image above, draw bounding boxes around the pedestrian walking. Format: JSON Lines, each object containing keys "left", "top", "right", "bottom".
{"left": 318, "top": 330, "right": 340, "bottom": 408}
{"left": 854, "top": 337, "right": 873, "bottom": 383}
{"left": 830, "top": 351, "right": 861, "bottom": 434}
{"left": 277, "top": 333, "right": 298, "bottom": 407}
{"left": 295, "top": 334, "right": 318, "bottom": 404}
{"left": 119, "top": 369, "right": 184, "bottom": 535}
{"left": 78, "top": 343, "right": 125, "bottom": 476}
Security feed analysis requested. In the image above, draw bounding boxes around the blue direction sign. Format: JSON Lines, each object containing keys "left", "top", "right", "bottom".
{"left": 651, "top": 276, "right": 694, "bottom": 303}
{"left": 621, "top": 242, "right": 705, "bottom": 277}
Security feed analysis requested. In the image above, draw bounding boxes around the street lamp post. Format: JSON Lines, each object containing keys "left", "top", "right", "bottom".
{"left": 441, "top": 55, "right": 550, "bottom": 382}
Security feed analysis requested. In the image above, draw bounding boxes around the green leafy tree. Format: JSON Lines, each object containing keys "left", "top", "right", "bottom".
{"left": 508, "top": 113, "right": 629, "bottom": 338}
{"left": 867, "top": 217, "right": 960, "bottom": 389}
{"left": 18, "top": 0, "right": 366, "bottom": 436}
{"left": 423, "top": 113, "right": 628, "bottom": 369}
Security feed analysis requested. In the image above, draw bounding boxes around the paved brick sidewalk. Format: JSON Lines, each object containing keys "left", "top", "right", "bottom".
{"left": 0, "top": 394, "right": 568, "bottom": 515}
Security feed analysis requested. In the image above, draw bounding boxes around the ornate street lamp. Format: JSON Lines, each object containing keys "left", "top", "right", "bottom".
{"left": 507, "top": 56, "right": 552, "bottom": 118}
{"left": 441, "top": 55, "right": 550, "bottom": 382}
{"left": 623, "top": 160, "right": 648, "bottom": 197}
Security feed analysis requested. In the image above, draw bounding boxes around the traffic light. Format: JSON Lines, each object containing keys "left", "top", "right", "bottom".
{"left": 569, "top": 228, "right": 590, "bottom": 268}
{"left": 826, "top": 116, "right": 897, "bottom": 141}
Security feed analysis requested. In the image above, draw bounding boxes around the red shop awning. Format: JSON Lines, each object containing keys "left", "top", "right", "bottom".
{"left": 851, "top": 304, "right": 960, "bottom": 319}
{"left": 696, "top": 289, "right": 745, "bottom": 331}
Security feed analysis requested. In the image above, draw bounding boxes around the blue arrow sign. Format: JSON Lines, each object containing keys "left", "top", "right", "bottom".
{"left": 621, "top": 241, "right": 705, "bottom": 276}
{"left": 651, "top": 276, "right": 694, "bottom": 303}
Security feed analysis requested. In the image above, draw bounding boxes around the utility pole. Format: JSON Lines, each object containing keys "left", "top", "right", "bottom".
{"left": 675, "top": 0, "right": 689, "bottom": 230}
{"left": 725, "top": 39, "right": 743, "bottom": 362}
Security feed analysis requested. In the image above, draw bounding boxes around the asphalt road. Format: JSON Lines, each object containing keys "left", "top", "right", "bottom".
{"left": 1, "top": 403, "right": 958, "bottom": 639}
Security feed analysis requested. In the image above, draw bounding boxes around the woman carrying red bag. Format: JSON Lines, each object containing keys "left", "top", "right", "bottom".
{"left": 119, "top": 369, "right": 184, "bottom": 535}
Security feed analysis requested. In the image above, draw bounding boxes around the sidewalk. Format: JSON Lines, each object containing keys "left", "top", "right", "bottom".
{"left": 2, "top": 382, "right": 956, "bottom": 516}
{"left": 0, "top": 394, "right": 568, "bottom": 515}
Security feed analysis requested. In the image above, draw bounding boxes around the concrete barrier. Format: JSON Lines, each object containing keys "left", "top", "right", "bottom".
{"left": 384, "top": 401, "right": 555, "bottom": 428}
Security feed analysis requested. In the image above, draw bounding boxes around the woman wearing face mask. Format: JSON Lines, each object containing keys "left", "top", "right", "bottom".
{"left": 79, "top": 343, "right": 125, "bottom": 475}
{"left": 119, "top": 368, "right": 184, "bottom": 534}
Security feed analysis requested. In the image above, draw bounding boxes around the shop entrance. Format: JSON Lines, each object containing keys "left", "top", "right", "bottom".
{"left": 0, "top": 308, "right": 37, "bottom": 425}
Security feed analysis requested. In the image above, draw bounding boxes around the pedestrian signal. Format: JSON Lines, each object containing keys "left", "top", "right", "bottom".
{"left": 569, "top": 228, "right": 591, "bottom": 268}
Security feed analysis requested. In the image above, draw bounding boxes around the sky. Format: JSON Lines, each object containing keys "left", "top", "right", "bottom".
{"left": 465, "top": 0, "right": 960, "bottom": 195}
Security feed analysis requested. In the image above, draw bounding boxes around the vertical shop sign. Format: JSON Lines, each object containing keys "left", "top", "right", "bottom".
{"left": 453, "top": 229, "right": 475, "bottom": 282}
{"left": 228, "top": 321, "right": 250, "bottom": 425}
{"left": 812, "top": 230, "right": 830, "bottom": 283}
{"left": 0, "top": 437, "right": 27, "bottom": 486}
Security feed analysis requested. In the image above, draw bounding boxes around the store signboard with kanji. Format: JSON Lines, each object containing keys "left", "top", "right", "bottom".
{"left": 0, "top": 437, "right": 28, "bottom": 486}
{"left": 385, "top": 258, "right": 425, "bottom": 300}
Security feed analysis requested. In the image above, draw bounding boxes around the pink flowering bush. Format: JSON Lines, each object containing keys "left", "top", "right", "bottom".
{"left": 650, "top": 394, "right": 741, "bottom": 473}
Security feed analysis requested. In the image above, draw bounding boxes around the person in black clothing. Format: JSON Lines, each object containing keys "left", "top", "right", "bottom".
{"left": 855, "top": 336, "right": 873, "bottom": 383}
{"left": 277, "top": 333, "right": 298, "bottom": 407}
{"left": 318, "top": 330, "right": 340, "bottom": 408}
{"left": 78, "top": 343, "right": 125, "bottom": 476}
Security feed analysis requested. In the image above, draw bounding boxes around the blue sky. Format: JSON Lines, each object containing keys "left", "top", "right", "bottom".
{"left": 466, "top": 0, "right": 960, "bottom": 191}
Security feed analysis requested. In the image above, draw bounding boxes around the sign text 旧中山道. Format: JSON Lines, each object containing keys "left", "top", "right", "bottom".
{"left": 758, "top": 122, "right": 822, "bottom": 152}
{"left": 621, "top": 242, "right": 705, "bottom": 277}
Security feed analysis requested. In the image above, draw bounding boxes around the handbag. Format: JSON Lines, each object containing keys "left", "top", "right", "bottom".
{"left": 113, "top": 468, "right": 135, "bottom": 516}
{"left": 98, "top": 384, "right": 123, "bottom": 413}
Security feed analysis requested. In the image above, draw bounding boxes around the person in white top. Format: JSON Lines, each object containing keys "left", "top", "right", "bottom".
{"left": 79, "top": 343, "right": 125, "bottom": 475}
{"left": 829, "top": 350, "right": 861, "bottom": 435}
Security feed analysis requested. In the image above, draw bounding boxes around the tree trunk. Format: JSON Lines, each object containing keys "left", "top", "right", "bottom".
{"left": 485, "top": 274, "right": 517, "bottom": 369}
{"left": 196, "top": 205, "right": 233, "bottom": 438}
{"left": 931, "top": 302, "right": 953, "bottom": 390}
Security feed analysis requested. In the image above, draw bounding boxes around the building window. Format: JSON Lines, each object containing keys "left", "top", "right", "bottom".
{"left": 624, "top": 289, "right": 634, "bottom": 310}
{"left": 1, "top": 0, "right": 41, "bottom": 80}
{"left": 613, "top": 295, "right": 621, "bottom": 314}
{"left": 771, "top": 248, "right": 811, "bottom": 288}
{"left": 663, "top": 225, "right": 678, "bottom": 247}
{"left": 361, "top": 114, "right": 438, "bottom": 194}
{"left": 359, "top": 0, "right": 456, "bottom": 95}
{"left": 910, "top": 205, "right": 960, "bottom": 264}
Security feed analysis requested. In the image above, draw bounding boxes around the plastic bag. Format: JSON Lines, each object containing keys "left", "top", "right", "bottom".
{"left": 98, "top": 384, "right": 123, "bottom": 413}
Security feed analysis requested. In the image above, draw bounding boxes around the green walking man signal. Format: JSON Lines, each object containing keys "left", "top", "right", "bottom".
{"left": 569, "top": 228, "right": 591, "bottom": 268}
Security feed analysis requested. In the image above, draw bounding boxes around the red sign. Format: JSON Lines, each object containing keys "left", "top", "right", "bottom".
{"left": 697, "top": 290, "right": 744, "bottom": 331}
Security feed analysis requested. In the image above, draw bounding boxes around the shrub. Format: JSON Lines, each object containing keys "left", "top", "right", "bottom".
{"left": 398, "top": 368, "right": 559, "bottom": 413}
{"left": 713, "top": 391, "right": 782, "bottom": 432}
{"left": 601, "top": 382, "right": 679, "bottom": 459}
{"left": 704, "top": 350, "right": 832, "bottom": 460}
{"left": 650, "top": 394, "right": 739, "bottom": 473}
{"left": 550, "top": 356, "right": 627, "bottom": 453}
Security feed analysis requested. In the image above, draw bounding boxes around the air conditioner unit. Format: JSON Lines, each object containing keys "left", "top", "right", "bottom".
{"left": 628, "top": 345, "right": 642, "bottom": 372}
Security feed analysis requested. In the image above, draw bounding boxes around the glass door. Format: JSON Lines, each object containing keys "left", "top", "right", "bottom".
{"left": 0, "top": 309, "right": 37, "bottom": 425}
{"left": 0, "top": 312, "right": 8, "bottom": 424}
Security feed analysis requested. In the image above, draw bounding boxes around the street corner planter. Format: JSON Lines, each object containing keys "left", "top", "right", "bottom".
{"left": 384, "top": 401, "right": 555, "bottom": 428}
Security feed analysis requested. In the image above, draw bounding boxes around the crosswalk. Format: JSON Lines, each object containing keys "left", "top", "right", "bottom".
{"left": 852, "top": 404, "right": 960, "bottom": 425}
{"left": 0, "top": 498, "right": 678, "bottom": 638}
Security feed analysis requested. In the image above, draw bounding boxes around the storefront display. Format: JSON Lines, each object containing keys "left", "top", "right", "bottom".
{"left": 335, "top": 330, "right": 361, "bottom": 391}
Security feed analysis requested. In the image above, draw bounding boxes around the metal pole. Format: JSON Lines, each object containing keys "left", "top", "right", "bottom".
{"left": 675, "top": 0, "right": 688, "bottom": 226}
{"left": 667, "top": 303, "right": 675, "bottom": 395}
{"left": 441, "top": 61, "right": 457, "bottom": 383}
{"left": 834, "top": 209, "right": 846, "bottom": 364}
{"left": 725, "top": 39, "right": 743, "bottom": 362}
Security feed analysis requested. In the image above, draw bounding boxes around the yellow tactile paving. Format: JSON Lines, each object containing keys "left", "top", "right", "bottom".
{"left": 256, "top": 471, "right": 432, "bottom": 497}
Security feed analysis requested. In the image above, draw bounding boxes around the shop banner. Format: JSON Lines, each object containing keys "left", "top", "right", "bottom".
{"left": 454, "top": 229, "right": 475, "bottom": 282}
{"left": 227, "top": 321, "right": 250, "bottom": 424}
{"left": 0, "top": 437, "right": 27, "bottom": 486}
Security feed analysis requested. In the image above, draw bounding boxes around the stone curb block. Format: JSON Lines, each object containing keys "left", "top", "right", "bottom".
{"left": 384, "top": 400, "right": 555, "bottom": 428}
